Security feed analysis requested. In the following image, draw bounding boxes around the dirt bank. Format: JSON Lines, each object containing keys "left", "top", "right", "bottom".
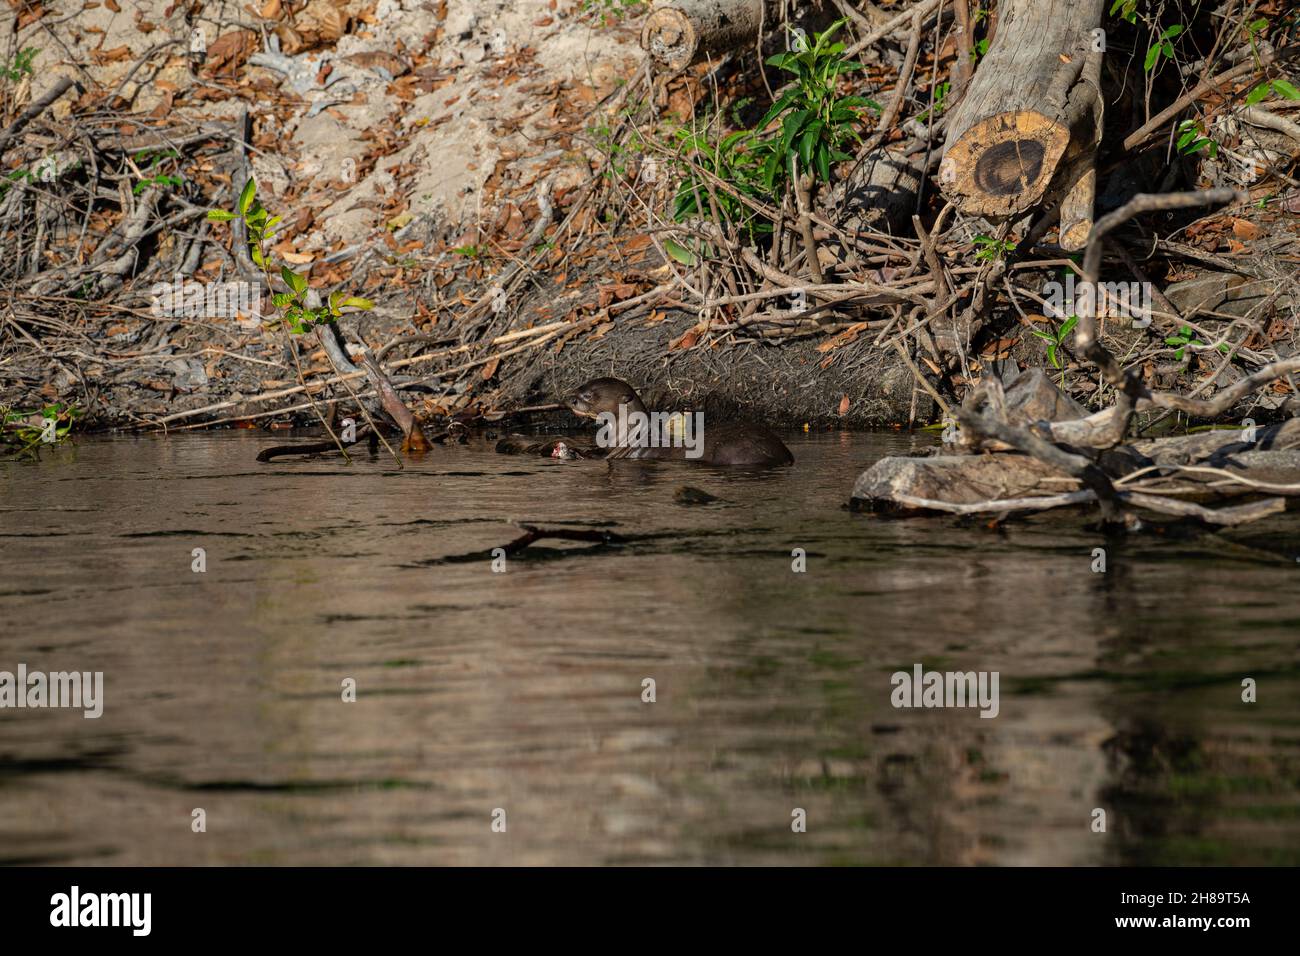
{"left": 2, "top": 1, "right": 1298, "bottom": 437}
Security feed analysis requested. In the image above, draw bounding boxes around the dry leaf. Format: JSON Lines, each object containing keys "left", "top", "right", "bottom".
{"left": 597, "top": 282, "right": 636, "bottom": 308}
{"left": 319, "top": 6, "right": 347, "bottom": 41}
{"left": 92, "top": 45, "right": 132, "bottom": 64}
{"left": 204, "top": 30, "right": 258, "bottom": 74}
{"left": 1231, "top": 218, "right": 1261, "bottom": 241}
{"left": 670, "top": 327, "right": 702, "bottom": 350}
{"left": 274, "top": 24, "right": 304, "bottom": 55}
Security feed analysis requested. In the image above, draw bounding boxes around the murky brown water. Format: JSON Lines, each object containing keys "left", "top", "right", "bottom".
{"left": 1, "top": 431, "right": 1298, "bottom": 865}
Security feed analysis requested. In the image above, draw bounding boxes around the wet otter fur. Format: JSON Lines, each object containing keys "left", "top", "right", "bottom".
{"left": 567, "top": 378, "right": 793, "bottom": 467}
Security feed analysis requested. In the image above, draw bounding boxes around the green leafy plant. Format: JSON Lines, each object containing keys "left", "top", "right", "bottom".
{"left": 1031, "top": 315, "right": 1077, "bottom": 381}
{"left": 580, "top": 0, "right": 643, "bottom": 24}
{"left": 1163, "top": 324, "right": 1228, "bottom": 360}
{"left": 756, "top": 18, "right": 879, "bottom": 190}
{"left": 1109, "top": 0, "right": 1137, "bottom": 25}
{"left": 972, "top": 234, "right": 1016, "bottom": 262}
{"left": 132, "top": 148, "right": 185, "bottom": 195}
{"left": 916, "top": 80, "right": 950, "bottom": 123}
{"left": 671, "top": 127, "right": 770, "bottom": 236}
{"left": 589, "top": 118, "right": 643, "bottom": 181}
{"left": 1145, "top": 23, "right": 1183, "bottom": 72}
{"left": 0, "top": 166, "right": 35, "bottom": 200}
{"left": 1245, "top": 76, "right": 1300, "bottom": 105}
{"left": 1, "top": 402, "right": 78, "bottom": 459}
{"left": 1, "top": 47, "right": 38, "bottom": 83}
{"left": 207, "top": 179, "right": 390, "bottom": 460}
{"left": 207, "top": 178, "right": 372, "bottom": 335}
{"left": 1175, "top": 118, "right": 1218, "bottom": 157}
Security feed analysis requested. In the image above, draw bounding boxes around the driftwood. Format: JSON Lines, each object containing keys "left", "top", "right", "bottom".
{"left": 499, "top": 524, "right": 626, "bottom": 556}
{"left": 938, "top": 0, "right": 1104, "bottom": 218}
{"left": 853, "top": 367, "right": 1300, "bottom": 528}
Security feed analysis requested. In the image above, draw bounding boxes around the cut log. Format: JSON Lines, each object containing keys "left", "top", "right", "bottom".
{"left": 938, "top": 0, "right": 1103, "bottom": 219}
{"left": 641, "top": 0, "right": 764, "bottom": 72}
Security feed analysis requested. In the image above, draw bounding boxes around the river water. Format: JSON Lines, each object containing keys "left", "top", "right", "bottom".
{"left": 1, "top": 431, "right": 1298, "bottom": 865}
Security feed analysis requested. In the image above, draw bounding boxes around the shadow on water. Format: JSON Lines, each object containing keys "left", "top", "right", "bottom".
{"left": 0, "top": 430, "right": 1298, "bottom": 864}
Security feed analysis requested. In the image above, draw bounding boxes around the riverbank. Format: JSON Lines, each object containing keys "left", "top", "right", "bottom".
{"left": 2, "top": 1, "right": 1297, "bottom": 437}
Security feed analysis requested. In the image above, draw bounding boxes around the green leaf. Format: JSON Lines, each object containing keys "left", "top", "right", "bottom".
{"left": 781, "top": 109, "right": 813, "bottom": 154}
{"left": 663, "top": 237, "right": 696, "bottom": 266}
{"left": 237, "top": 178, "right": 256, "bottom": 216}
{"left": 762, "top": 147, "right": 782, "bottom": 191}
{"left": 1245, "top": 82, "right": 1270, "bottom": 105}
{"left": 797, "top": 120, "right": 821, "bottom": 168}
{"left": 1162, "top": 24, "right": 1184, "bottom": 39}
{"left": 339, "top": 296, "right": 374, "bottom": 311}
{"left": 755, "top": 91, "right": 799, "bottom": 132}
{"left": 1271, "top": 78, "right": 1300, "bottom": 100}
{"left": 206, "top": 209, "right": 237, "bottom": 221}
{"left": 281, "top": 266, "right": 307, "bottom": 295}
{"left": 272, "top": 292, "right": 293, "bottom": 308}
{"left": 1144, "top": 45, "right": 1161, "bottom": 71}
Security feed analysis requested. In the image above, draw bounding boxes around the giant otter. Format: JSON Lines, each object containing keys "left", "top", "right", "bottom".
{"left": 566, "top": 377, "right": 794, "bottom": 466}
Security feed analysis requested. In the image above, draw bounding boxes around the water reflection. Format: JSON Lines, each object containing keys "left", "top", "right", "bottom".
{"left": 1, "top": 431, "right": 1297, "bottom": 864}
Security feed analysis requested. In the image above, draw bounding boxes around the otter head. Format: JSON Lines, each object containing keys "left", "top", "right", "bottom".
{"left": 567, "top": 377, "right": 643, "bottom": 420}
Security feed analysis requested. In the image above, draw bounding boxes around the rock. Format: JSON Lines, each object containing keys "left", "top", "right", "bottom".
{"left": 1164, "top": 271, "right": 1292, "bottom": 318}
{"left": 1001, "top": 368, "right": 1088, "bottom": 425}
{"left": 166, "top": 359, "right": 208, "bottom": 392}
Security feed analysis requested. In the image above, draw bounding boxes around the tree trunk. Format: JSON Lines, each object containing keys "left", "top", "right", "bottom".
{"left": 938, "top": 0, "right": 1103, "bottom": 219}
{"left": 641, "top": 0, "right": 765, "bottom": 72}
